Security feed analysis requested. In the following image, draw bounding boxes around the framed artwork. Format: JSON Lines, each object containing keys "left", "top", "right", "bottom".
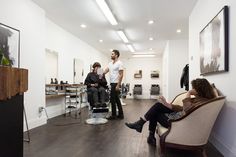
{"left": 199, "top": 6, "right": 229, "bottom": 75}
{"left": 151, "top": 70, "right": 159, "bottom": 78}
{"left": 0, "top": 23, "right": 20, "bottom": 67}
{"left": 134, "top": 70, "right": 142, "bottom": 78}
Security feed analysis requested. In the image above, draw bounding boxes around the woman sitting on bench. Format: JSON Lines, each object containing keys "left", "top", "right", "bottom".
{"left": 125, "top": 78, "right": 217, "bottom": 146}
{"left": 84, "top": 62, "right": 107, "bottom": 107}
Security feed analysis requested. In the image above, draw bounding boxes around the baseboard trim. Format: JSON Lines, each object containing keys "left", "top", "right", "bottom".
{"left": 24, "top": 116, "right": 47, "bottom": 131}
{"left": 46, "top": 102, "right": 89, "bottom": 119}
{"left": 24, "top": 103, "right": 90, "bottom": 131}
{"left": 210, "top": 132, "right": 236, "bottom": 157}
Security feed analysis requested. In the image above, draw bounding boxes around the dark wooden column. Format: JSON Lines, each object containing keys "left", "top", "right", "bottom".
{"left": 0, "top": 66, "right": 28, "bottom": 157}
{"left": 0, "top": 94, "right": 23, "bottom": 157}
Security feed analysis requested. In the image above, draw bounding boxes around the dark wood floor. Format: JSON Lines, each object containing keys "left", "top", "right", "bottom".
{"left": 24, "top": 99, "right": 223, "bottom": 157}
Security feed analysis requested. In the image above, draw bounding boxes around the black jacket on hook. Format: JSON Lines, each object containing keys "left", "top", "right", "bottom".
{"left": 180, "top": 64, "right": 189, "bottom": 91}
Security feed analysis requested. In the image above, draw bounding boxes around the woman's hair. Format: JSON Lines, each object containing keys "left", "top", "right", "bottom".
{"left": 191, "top": 78, "right": 216, "bottom": 99}
{"left": 92, "top": 62, "right": 101, "bottom": 69}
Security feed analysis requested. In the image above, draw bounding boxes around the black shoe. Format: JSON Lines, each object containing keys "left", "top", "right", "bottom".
{"left": 147, "top": 133, "right": 156, "bottom": 146}
{"left": 125, "top": 117, "right": 146, "bottom": 133}
{"left": 107, "top": 116, "right": 116, "bottom": 120}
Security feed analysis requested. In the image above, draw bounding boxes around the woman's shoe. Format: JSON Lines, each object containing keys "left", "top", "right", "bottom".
{"left": 125, "top": 117, "right": 146, "bottom": 133}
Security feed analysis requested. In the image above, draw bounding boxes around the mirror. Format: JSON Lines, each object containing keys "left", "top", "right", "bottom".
{"left": 45, "top": 49, "right": 58, "bottom": 84}
{"left": 73, "top": 58, "right": 84, "bottom": 84}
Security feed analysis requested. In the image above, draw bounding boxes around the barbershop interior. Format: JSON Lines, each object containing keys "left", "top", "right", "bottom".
{"left": 0, "top": 0, "right": 236, "bottom": 157}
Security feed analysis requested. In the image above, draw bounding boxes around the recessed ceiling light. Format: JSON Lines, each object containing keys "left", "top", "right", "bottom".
{"left": 80, "top": 24, "right": 87, "bottom": 28}
{"left": 110, "top": 49, "right": 113, "bottom": 52}
{"left": 149, "top": 48, "right": 153, "bottom": 51}
{"left": 149, "top": 37, "right": 154, "bottom": 41}
{"left": 99, "top": 39, "right": 103, "bottom": 43}
{"left": 148, "top": 20, "right": 154, "bottom": 24}
{"left": 176, "top": 29, "right": 181, "bottom": 33}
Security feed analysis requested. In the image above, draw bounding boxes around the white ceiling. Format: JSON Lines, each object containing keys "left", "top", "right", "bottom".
{"left": 32, "top": 0, "right": 197, "bottom": 58}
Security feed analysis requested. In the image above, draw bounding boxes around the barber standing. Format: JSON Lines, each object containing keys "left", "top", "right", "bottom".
{"left": 104, "top": 50, "right": 124, "bottom": 120}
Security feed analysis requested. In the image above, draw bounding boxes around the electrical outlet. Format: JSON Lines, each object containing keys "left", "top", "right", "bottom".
{"left": 38, "top": 107, "right": 44, "bottom": 113}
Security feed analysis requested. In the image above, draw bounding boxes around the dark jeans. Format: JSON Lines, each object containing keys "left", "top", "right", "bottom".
{"left": 88, "top": 86, "right": 106, "bottom": 104}
{"left": 110, "top": 83, "right": 123, "bottom": 117}
{"left": 144, "top": 102, "right": 173, "bottom": 132}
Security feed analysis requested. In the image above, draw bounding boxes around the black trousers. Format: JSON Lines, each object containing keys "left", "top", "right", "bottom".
{"left": 88, "top": 86, "right": 106, "bottom": 105}
{"left": 110, "top": 83, "right": 123, "bottom": 117}
{"left": 144, "top": 102, "right": 174, "bottom": 133}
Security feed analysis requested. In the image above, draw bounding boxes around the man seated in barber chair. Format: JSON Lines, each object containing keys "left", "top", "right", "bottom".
{"left": 84, "top": 62, "right": 107, "bottom": 108}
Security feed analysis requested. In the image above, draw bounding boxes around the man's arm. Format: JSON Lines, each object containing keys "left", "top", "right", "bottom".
{"left": 103, "top": 67, "right": 109, "bottom": 75}
{"left": 116, "top": 70, "right": 123, "bottom": 91}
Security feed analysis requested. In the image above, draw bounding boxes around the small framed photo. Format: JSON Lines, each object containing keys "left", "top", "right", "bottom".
{"left": 151, "top": 70, "right": 159, "bottom": 78}
{"left": 134, "top": 70, "right": 142, "bottom": 78}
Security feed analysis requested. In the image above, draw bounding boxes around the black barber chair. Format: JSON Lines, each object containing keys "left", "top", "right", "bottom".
{"left": 133, "top": 84, "right": 142, "bottom": 95}
{"left": 150, "top": 84, "right": 160, "bottom": 99}
{"left": 120, "top": 83, "right": 130, "bottom": 99}
{"left": 86, "top": 87, "right": 110, "bottom": 125}
{"left": 150, "top": 84, "right": 160, "bottom": 95}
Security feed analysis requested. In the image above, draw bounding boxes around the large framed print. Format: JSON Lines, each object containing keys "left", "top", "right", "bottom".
{"left": 199, "top": 6, "right": 229, "bottom": 75}
{"left": 0, "top": 23, "right": 20, "bottom": 67}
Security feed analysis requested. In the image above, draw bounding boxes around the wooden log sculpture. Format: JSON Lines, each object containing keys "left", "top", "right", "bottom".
{"left": 0, "top": 66, "right": 28, "bottom": 100}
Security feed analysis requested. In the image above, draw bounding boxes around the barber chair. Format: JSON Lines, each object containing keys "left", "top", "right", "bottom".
{"left": 120, "top": 83, "right": 130, "bottom": 99}
{"left": 86, "top": 87, "right": 110, "bottom": 125}
{"left": 119, "top": 83, "right": 130, "bottom": 105}
{"left": 133, "top": 84, "right": 142, "bottom": 95}
{"left": 150, "top": 84, "right": 160, "bottom": 98}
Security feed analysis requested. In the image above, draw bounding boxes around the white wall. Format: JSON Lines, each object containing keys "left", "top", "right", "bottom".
{"left": 123, "top": 57, "right": 162, "bottom": 99}
{"left": 45, "top": 19, "right": 109, "bottom": 84}
{"left": 162, "top": 40, "right": 189, "bottom": 101}
{"left": 0, "top": 0, "right": 109, "bottom": 129}
{"left": 45, "top": 19, "right": 109, "bottom": 118}
{"left": 162, "top": 41, "right": 169, "bottom": 98}
{"left": 0, "top": 0, "right": 46, "bottom": 129}
{"left": 189, "top": 0, "right": 236, "bottom": 156}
